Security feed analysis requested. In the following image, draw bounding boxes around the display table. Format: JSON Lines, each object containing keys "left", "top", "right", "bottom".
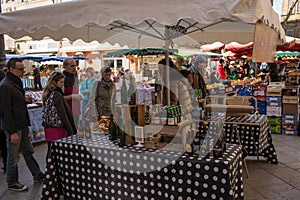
{"left": 42, "top": 134, "right": 244, "bottom": 200}
{"left": 200, "top": 114, "right": 278, "bottom": 164}
{"left": 28, "top": 106, "right": 44, "bottom": 143}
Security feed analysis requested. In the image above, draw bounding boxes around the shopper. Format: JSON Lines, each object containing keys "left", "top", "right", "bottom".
{"left": 32, "top": 65, "right": 43, "bottom": 90}
{"left": 80, "top": 67, "right": 97, "bottom": 128}
{"left": 0, "top": 69, "right": 7, "bottom": 172}
{"left": 42, "top": 72, "right": 77, "bottom": 155}
{"left": 62, "top": 58, "right": 82, "bottom": 127}
{"left": 189, "top": 56, "right": 208, "bottom": 98}
{"left": 0, "top": 58, "right": 44, "bottom": 192}
{"left": 87, "top": 66, "right": 115, "bottom": 122}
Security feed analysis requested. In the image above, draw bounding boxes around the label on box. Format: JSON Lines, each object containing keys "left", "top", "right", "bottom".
{"left": 282, "top": 130, "right": 298, "bottom": 135}
{"left": 282, "top": 114, "right": 298, "bottom": 120}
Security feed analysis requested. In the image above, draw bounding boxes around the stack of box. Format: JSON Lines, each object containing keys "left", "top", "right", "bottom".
{"left": 266, "top": 82, "right": 283, "bottom": 134}
{"left": 282, "top": 86, "right": 299, "bottom": 135}
{"left": 252, "top": 84, "right": 267, "bottom": 114}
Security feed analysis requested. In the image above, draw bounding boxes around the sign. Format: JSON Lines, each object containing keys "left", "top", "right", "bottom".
{"left": 252, "top": 22, "right": 278, "bottom": 63}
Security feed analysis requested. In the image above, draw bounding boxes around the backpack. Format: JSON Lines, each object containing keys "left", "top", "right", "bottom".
{"left": 42, "top": 92, "right": 63, "bottom": 127}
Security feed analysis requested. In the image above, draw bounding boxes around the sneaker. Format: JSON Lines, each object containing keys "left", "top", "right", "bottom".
{"left": 34, "top": 173, "right": 45, "bottom": 183}
{"left": 8, "top": 183, "right": 28, "bottom": 192}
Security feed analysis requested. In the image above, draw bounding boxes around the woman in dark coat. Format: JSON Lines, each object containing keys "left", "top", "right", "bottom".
{"left": 42, "top": 72, "right": 77, "bottom": 147}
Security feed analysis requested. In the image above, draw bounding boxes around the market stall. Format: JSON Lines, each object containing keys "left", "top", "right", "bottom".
{"left": 42, "top": 134, "right": 243, "bottom": 200}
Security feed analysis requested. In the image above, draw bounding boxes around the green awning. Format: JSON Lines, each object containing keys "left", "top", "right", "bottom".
{"left": 275, "top": 51, "right": 300, "bottom": 57}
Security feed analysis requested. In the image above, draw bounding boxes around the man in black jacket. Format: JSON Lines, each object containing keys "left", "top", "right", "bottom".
{"left": 0, "top": 58, "right": 44, "bottom": 192}
{"left": 0, "top": 69, "right": 7, "bottom": 172}
{"left": 32, "top": 65, "right": 42, "bottom": 90}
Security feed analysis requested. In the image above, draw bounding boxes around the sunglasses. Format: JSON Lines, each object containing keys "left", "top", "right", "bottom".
{"left": 14, "top": 67, "right": 25, "bottom": 71}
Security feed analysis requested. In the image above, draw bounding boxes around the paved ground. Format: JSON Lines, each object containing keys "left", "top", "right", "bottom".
{"left": 0, "top": 134, "right": 300, "bottom": 200}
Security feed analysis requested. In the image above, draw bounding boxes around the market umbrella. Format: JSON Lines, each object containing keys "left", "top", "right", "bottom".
{"left": 0, "top": 0, "right": 285, "bottom": 105}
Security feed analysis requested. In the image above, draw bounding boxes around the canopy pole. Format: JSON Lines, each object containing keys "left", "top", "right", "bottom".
{"left": 165, "top": 28, "right": 171, "bottom": 107}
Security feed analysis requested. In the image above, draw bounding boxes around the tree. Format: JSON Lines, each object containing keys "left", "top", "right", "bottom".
{"left": 0, "top": 2, "right": 6, "bottom": 70}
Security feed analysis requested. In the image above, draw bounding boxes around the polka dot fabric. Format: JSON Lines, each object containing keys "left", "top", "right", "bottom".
{"left": 42, "top": 134, "right": 244, "bottom": 199}
{"left": 203, "top": 114, "right": 278, "bottom": 164}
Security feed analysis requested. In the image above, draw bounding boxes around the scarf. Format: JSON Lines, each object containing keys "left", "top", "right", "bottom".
{"left": 6, "top": 72, "right": 24, "bottom": 92}
{"left": 100, "top": 78, "right": 114, "bottom": 89}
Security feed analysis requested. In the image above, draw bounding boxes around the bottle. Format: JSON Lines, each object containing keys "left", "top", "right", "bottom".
{"left": 85, "top": 121, "right": 92, "bottom": 139}
{"left": 160, "top": 106, "right": 167, "bottom": 125}
{"left": 121, "top": 76, "right": 128, "bottom": 104}
{"left": 167, "top": 107, "right": 175, "bottom": 126}
{"left": 185, "top": 130, "right": 194, "bottom": 155}
{"left": 213, "top": 129, "right": 226, "bottom": 158}
{"left": 78, "top": 120, "right": 85, "bottom": 138}
{"left": 145, "top": 105, "right": 151, "bottom": 125}
{"left": 118, "top": 117, "right": 126, "bottom": 147}
{"left": 154, "top": 72, "right": 161, "bottom": 91}
{"left": 193, "top": 130, "right": 200, "bottom": 155}
{"left": 128, "top": 75, "right": 136, "bottom": 105}
{"left": 154, "top": 92, "right": 158, "bottom": 105}
{"left": 109, "top": 114, "right": 117, "bottom": 141}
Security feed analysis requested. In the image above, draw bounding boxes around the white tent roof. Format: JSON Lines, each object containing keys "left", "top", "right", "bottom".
{"left": 60, "top": 40, "right": 127, "bottom": 52}
{"left": 0, "top": 0, "right": 285, "bottom": 47}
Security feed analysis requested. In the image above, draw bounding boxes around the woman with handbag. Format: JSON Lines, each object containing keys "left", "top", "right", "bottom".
{"left": 42, "top": 72, "right": 77, "bottom": 154}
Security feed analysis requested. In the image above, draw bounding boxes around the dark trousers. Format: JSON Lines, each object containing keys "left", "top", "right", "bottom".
{"left": 0, "top": 129, "right": 7, "bottom": 171}
{"left": 34, "top": 79, "right": 43, "bottom": 90}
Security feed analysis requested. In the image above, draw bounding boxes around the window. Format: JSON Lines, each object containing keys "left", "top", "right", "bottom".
{"left": 286, "top": 29, "right": 294, "bottom": 37}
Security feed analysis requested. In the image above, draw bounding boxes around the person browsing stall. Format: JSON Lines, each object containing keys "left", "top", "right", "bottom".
{"left": 80, "top": 67, "right": 97, "bottom": 128}
{"left": 87, "top": 66, "right": 115, "bottom": 122}
{"left": 42, "top": 72, "right": 77, "bottom": 155}
{"left": 62, "top": 58, "right": 82, "bottom": 127}
{"left": 0, "top": 58, "right": 44, "bottom": 192}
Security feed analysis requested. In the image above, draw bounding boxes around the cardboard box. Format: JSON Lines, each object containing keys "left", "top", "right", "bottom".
{"left": 267, "top": 105, "right": 282, "bottom": 116}
{"left": 266, "top": 96, "right": 281, "bottom": 102}
{"left": 282, "top": 129, "right": 298, "bottom": 135}
{"left": 282, "top": 96, "right": 299, "bottom": 104}
{"left": 253, "top": 84, "right": 267, "bottom": 97}
{"left": 282, "top": 123, "right": 298, "bottom": 131}
{"left": 282, "top": 87, "right": 299, "bottom": 96}
{"left": 269, "top": 124, "right": 281, "bottom": 134}
{"left": 268, "top": 116, "right": 282, "bottom": 125}
{"left": 283, "top": 103, "right": 299, "bottom": 115}
{"left": 281, "top": 119, "right": 299, "bottom": 124}
{"left": 266, "top": 89, "right": 282, "bottom": 96}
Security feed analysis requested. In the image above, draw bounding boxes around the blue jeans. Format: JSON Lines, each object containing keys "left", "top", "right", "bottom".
{"left": 6, "top": 127, "right": 43, "bottom": 186}
{"left": 81, "top": 99, "right": 89, "bottom": 128}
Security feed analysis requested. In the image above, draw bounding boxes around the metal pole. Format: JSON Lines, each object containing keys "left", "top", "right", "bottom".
{"left": 0, "top": 2, "right": 6, "bottom": 69}
{"left": 165, "top": 28, "right": 170, "bottom": 107}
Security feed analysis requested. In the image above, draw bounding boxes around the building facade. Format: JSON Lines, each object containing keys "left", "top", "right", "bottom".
{"left": 281, "top": 0, "right": 300, "bottom": 37}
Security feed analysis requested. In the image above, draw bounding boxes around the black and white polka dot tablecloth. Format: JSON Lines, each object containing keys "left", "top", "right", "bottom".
{"left": 42, "top": 134, "right": 244, "bottom": 200}
{"left": 202, "top": 114, "right": 278, "bottom": 164}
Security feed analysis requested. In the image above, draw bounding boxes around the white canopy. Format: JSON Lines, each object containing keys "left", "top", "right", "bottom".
{"left": 0, "top": 0, "right": 285, "bottom": 47}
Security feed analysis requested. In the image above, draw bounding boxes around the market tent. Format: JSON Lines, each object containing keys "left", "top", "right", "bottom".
{"left": 0, "top": 0, "right": 284, "bottom": 105}
{"left": 0, "top": 0, "right": 285, "bottom": 46}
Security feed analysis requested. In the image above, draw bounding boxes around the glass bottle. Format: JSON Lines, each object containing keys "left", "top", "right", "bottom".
{"left": 154, "top": 92, "right": 158, "bottom": 105}
{"left": 109, "top": 114, "right": 117, "bottom": 141}
{"left": 185, "top": 130, "right": 194, "bottom": 155}
{"left": 145, "top": 105, "right": 151, "bottom": 125}
{"left": 154, "top": 72, "right": 161, "bottom": 92}
{"left": 121, "top": 76, "right": 128, "bottom": 104}
{"left": 128, "top": 75, "right": 136, "bottom": 105}
{"left": 85, "top": 121, "right": 92, "bottom": 139}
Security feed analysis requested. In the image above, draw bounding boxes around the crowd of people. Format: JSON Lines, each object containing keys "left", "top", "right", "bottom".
{"left": 0, "top": 54, "right": 293, "bottom": 192}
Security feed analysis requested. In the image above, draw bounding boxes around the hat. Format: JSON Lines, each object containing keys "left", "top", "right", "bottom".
{"left": 261, "top": 62, "right": 268, "bottom": 69}
{"left": 194, "top": 56, "right": 206, "bottom": 64}
{"left": 230, "top": 61, "right": 235, "bottom": 65}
